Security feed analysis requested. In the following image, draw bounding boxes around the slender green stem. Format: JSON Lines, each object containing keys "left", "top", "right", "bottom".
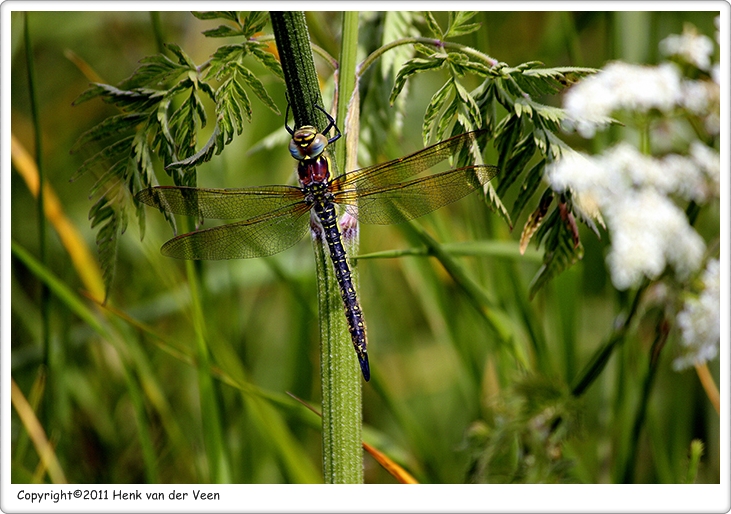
{"left": 24, "top": 12, "right": 51, "bottom": 426}
{"left": 149, "top": 12, "right": 166, "bottom": 54}
{"left": 183, "top": 235, "right": 231, "bottom": 483}
{"left": 407, "top": 223, "right": 524, "bottom": 380}
{"left": 570, "top": 280, "right": 648, "bottom": 397}
{"left": 270, "top": 10, "right": 364, "bottom": 484}
{"left": 357, "top": 36, "right": 498, "bottom": 79}
{"left": 620, "top": 315, "right": 669, "bottom": 483}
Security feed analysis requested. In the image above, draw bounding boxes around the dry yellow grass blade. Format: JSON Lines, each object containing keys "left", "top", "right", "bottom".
{"left": 11, "top": 133, "right": 105, "bottom": 302}
{"left": 362, "top": 441, "right": 419, "bottom": 484}
{"left": 11, "top": 379, "right": 67, "bottom": 484}
{"left": 695, "top": 363, "right": 720, "bottom": 415}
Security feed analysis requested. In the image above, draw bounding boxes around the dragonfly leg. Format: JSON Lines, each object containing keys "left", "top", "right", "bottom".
{"left": 314, "top": 104, "right": 341, "bottom": 145}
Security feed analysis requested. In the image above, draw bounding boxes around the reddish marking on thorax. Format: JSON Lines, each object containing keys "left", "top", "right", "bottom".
{"left": 298, "top": 157, "right": 330, "bottom": 186}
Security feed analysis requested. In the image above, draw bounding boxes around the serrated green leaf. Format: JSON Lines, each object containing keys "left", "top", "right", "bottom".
{"left": 168, "top": 92, "right": 198, "bottom": 158}
{"left": 78, "top": 83, "right": 163, "bottom": 112}
{"left": 495, "top": 115, "right": 521, "bottom": 171}
{"left": 424, "top": 12, "right": 443, "bottom": 39}
{"left": 496, "top": 135, "right": 536, "bottom": 197}
{"left": 119, "top": 53, "right": 187, "bottom": 89}
{"left": 447, "top": 22, "right": 482, "bottom": 38}
{"left": 132, "top": 132, "right": 155, "bottom": 188}
{"left": 73, "top": 136, "right": 134, "bottom": 181}
{"left": 191, "top": 11, "right": 238, "bottom": 22}
{"left": 493, "top": 77, "right": 515, "bottom": 110}
{"left": 89, "top": 197, "right": 113, "bottom": 228}
{"left": 390, "top": 56, "right": 445, "bottom": 104}
{"left": 533, "top": 127, "right": 568, "bottom": 160}
{"left": 205, "top": 44, "right": 244, "bottom": 80}
{"left": 72, "top": 113, "right": 147, "bottom": 153}
{"left": 72, "top": 84, "right": 108, "bottom": 105}
{"left": 250, "top": 44, "right": 284, "bottom": 79}
{"left": 528, "top": 205, "right": 583, "bottom": 299}
{"left": 511, "top": 160, "right": 546, "bottom": 220}
{"left": 236, "top": 64, "right": 280, "bottom": 114}
{"left": 167, "top": 125, "right": 220, "bottom": 170}
{"left": 445, "top": 11, "right": 481, "bottom": 38}
{"left": 241, "top": 12, "right": 269, "bottom": 36}
{"left": 165, "top": 43, "right": 196, "bottom": 69}
{"left": 422, "top": 78, "right": 454, "bottom": 144}
{"left": 435, "top": 97, "right": 460, "bottom": 144}
{"left": 453, "top": 80, "right": 482, "bottom": 128}
{"left": 203, "top": 24, "right": 245, "bottom": 38}
{"left": 88, "top": 161, "right": 125, "bottom": 198}
{"left": 413, "top": 42, "right": 436, "bottom": 56}
{"left": 455, "top": 59, "right": 493, "bottom": 77}
{"left": 520, "top": 188, "right": 554, "bottom": 255}
{"left": 473, "top": 79, "right": 497, "bottom": 137}
{"left": 192, "top": 91, "right": 207, "bottom": 129}
{"left": 93, "top": 199, "right": 127, "bottom": 301}
{"left": 483, "top": 180, "right": 513, "bottom": 229}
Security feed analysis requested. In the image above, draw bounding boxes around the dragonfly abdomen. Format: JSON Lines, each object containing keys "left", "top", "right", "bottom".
{"left": 313, "top": 199, "right": 371, "bottom": 382}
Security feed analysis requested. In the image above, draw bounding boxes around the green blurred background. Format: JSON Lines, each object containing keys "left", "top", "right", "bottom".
{"left": 10, "top": 11, "right": 720, "bottom": 484}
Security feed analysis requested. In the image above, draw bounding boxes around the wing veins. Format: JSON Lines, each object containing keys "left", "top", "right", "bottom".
{"left": 333, "top": 165, "right": 498, "bottom": 225}
{"left": 136, "top": 185, "right": 304, "bottom": 220}
{"left": 160, "top": 202, "right": 312, "bottom": 260}
{"left": 330, "top": 129, "right": 488, "bottom": 191}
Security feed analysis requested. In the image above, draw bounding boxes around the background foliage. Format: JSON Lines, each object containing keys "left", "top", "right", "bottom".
{"left": 10, "top": 10, "right": 720, "bottom": 485}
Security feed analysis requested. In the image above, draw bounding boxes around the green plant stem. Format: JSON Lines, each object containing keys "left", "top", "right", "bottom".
{"left": 270, "top": 12, "right": 326, "bottom": 129}
{"left": 407, "top": 223, "right": 525, "bottom": 374}
{"left": 357, "top": 37, "right": 498, "bottom": 78}
{"left": 270, "top": 10, "right": 363, "bottom": 484}
{"left": 149, "top": 12, "right": 166, "bottom": 55}
{"left": 184, "top": 241, "right": 231, "bottom": 483}
{"left": 24, "top": 13, "right": 51, "bottom": 426}
{"left": 570, "top": 280, "right": 648, "bottom": 397}
{"left": 620, "top": 315, "right": 670, "bottom": 483}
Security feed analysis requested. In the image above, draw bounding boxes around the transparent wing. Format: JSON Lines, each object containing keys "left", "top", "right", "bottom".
{"left": 329, "top": 129, "right": 488, "bottom": 192}
{"left": 332, "top": 165, "right": 498, "bottom": 225}
{"left": 136, "top": 185, "right": 304, "bottom": 220}
{"left": 160, "top": 203, "right": 312, "bottom": 260}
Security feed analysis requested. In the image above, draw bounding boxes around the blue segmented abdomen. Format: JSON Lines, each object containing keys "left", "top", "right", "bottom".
{"left": 313, "top": 200, "right": 371, "bottom": 381}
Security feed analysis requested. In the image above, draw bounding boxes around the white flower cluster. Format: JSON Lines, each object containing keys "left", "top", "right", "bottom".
{"left": 550, "top": 22, "right": 721, "bottom": 292}
{"left": 562, "top": 21, "right": 720, "bottom": 139}
{"left": 545, "top": 144, "right": 712, "bottom": 290}
{"left": 674, "top": 259, "right": 720, "bottom": 370}
{"left": 659, "top": 24, "right": 715, "bottom": 71}
{"left": 562, "top": 62, "right": 683, "bottom": 138}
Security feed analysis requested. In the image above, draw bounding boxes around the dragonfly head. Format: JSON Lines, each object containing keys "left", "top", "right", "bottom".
{"left": 289, "top": 126, "right": 329, "bottom": 161}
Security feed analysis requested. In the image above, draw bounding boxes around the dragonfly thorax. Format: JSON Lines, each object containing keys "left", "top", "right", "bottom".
{"left": 289, "top": 126, "right": 328, "bottom": 161}
{"left": 297, "top": 153, "right": 331, "bottom": 186}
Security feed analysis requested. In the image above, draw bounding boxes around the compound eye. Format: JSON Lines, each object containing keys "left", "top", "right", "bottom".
{"left": 289, "top": 129, "right": 328, "bottom": 160}
{"left": 289, "top": 139, "right": 306, "bottom": 160}
{"left": 307, "top": 133, "right": 328, "bottom": 158}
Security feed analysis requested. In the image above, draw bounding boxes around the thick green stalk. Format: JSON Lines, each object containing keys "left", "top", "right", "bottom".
{"left": 270, "top": 11, "right": 363, "bottom": 484}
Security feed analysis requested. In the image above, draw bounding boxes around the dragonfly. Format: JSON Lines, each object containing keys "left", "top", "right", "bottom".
{"left": 136, "top": 106, "right": 498, "bottom": 381}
